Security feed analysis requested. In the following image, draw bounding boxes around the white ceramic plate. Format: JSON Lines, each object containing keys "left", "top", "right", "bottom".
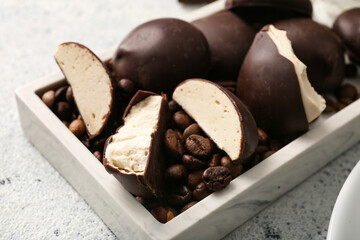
{"left": 327, "top": 160, "right": 360, "bottom": 240}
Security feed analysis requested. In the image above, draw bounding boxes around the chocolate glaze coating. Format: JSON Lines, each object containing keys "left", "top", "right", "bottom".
{"left": 226, "top": 0, "right": 312, "bottom": 29}
{"left": 333, "top": 8, "right": 360, "bottom": 64}
{"left": 103, "top": 90, "right": 170, "bottom": 198}
{"left": 236, "top": 27, "right": 309, "bottom": 138}
{"left": 274, "top": 18, "right": 345, "bottom": 93}
{"left": 112, "top": 18, "right": 211, "bottom": 95}
{"left": 192, "top": 11, "right": 256, "bottom": 81}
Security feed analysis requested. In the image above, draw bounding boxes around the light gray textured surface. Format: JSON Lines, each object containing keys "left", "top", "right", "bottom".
{"left": 1, "top": 0, "right": 360, "bottom": 239}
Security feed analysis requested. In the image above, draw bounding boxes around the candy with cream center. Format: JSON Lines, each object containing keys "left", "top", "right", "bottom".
{"left": 237, "top": 25, "right": 326, "bottom": 138}
{"left": 54, "top": 42, "right": 113, "bottom": 138}
{"left": 103, "top": 90, "right": 169, "bottom": 198}
{"left": 173, "top": 79, "right": 258, "bottom": 163}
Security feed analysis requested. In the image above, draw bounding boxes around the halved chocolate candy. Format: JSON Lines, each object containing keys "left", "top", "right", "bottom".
{"left": 274, "top": 18, "right": 345, "bottom": 93}
{"left": 226, "top": 0, "right": 312, "bottom": 29}
{"left": 237, "top": 25, "right": 326, "bottom": 138}
{"left": 112, "top": 18, "right": 211, "bottom": 95}
{"left": 173, "top": 79, "right": 258, "bottom": 164}
{"left": 333, "top": 8, "right": 360, "bottom": 64}
{"left": 103, "top": 90, "right": 170, "bottom": 198}
{"left": 192, "top": 11, "right": 256, "bottom": 81}
{"left": 54, "top": 42, "right": 113, "bottom": 138}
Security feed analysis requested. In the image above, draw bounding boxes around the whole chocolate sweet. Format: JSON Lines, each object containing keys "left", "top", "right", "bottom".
{"left": 226, "top": 0, "right": 312, "bottom": 29}
{"left": 333, "top": 8, "right": 360, "bottom": 64}
{"left": 237, "top": 25, "right": 326, "bottom": 138}
{"left": 192, "top": 11, "right": 256, "bottom": 81}
{"left": 112, "top": 18, "right": 211, "bottom": 94}
{"left": 273, "top": 18, "right": 345, "bottom": 93}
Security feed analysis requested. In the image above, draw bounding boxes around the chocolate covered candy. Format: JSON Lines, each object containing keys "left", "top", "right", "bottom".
{"left": 226, "top": 0, "right": 312, "bottom": 29}
{"left": 192, "top": 11, "right": 256, "bottom": 81}
{"left": 173, "top": 79, "right": 258, "bottom": 164}
{"left": 333, "top": 8, "right": 360, "bottom": 64}
{"left": 273, "top": 18, "right": 345, "bottom": 93}
{"left": 103, "top": 90, "right": 170, "bottom": 198}
{"left": 54, "top": 42, "right": 113, "bottom": 138}
{"left": 237, "top": 25, "right": 326, "bottom": 138}
{"left": 112, "top": 18, "right": 211, "bottom": 95}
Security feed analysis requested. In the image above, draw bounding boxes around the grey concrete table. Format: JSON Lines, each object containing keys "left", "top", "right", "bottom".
{"left": 1, "top": 0, "right": 360, "bottom": 239}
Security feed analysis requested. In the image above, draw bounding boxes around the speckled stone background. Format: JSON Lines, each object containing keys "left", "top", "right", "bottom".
{"left": 1, "top": 0, "right": 360, "bottom": 239}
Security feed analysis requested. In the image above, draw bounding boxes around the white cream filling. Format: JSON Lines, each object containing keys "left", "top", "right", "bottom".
{"left": 267, "top": 25, "right": 326, "bottom": 123}
{"left": 173, "top": 80, "right": 242, "bottom": 160}
{"left": 54, "top": 43, "right": 112, "bottom": 136}
{"left": 105, "top": 95, "right": 162, "bottom": 174}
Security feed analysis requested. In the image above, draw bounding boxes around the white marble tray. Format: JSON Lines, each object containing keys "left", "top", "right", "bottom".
{"left": 15, "top": 1, "right": 360, "bottom": 239}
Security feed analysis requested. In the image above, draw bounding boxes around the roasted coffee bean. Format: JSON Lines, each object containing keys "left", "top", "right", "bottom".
{"left": 118, "top": 79, "right": 136, "bottom": 94}
{"left": 56, "top": 101, "right": 72, "bottom": 120}
{"left": 187, "top": 170, "right": 204, "bottom": 189}
{"left": 168, "top": 100, "right": 180, "bottom": 113}
{"left": 173, "top": 111, "right": 193, "bottom": 131}
{"left": 151, "top": 205, "right": 177, "bottom": 223}
{"left": 68, "top": 119, "right": 86, "bottom": 137}
{"left": 335, "top": 101, "right": 347, "bottom": 111}
{"left": 62, "top": 120, "right": 70, "bottom": 127}
{"left": 55, "top": 86, "right": 68, "bottom": 102}
{"left": 150, "top": 206, "right": 167, "bottom": 223}
{"left": 165, "top": 164, "right": 188, "bottom": 182}
{"left": 167, "top": 185, "right": 192, "bottom": 207}
{"left": 325, "top": 104, "right": 337, "bottom": 113}
{"left": 165, "top": 129, "right": 185, "bottom": 158}
{"left": 257, "top": 128, "right": 268, "bottom": 145}
{"left": 165, "top": 207, "right": 177, "bottom": 222}
{"left": 183, "top": 123, "right": 201, "bottom": 140}
{"left": 65, "top": 86, "right": 74, "bottom": 103}
{"left": 345, "top": 64, "right": 358, "bottom": 78}
{"left": 208, "top": 153, "right": 221, "bottom": 167}
{"left": 203, "top": 166, "right": 231, "bottom": 191}
{"left": 338, "top": 84, "right": 358, "bottom": 100}
{"left": 80, "top": 135, "right": 91, "bottom": 148}
{"left": 193, "top": 182, "right": 212, "bottom": 201}
{"left": 92, "top": 138, "right": 107, "bottom": 151}
{"left": 221, "top": 156, "right": 243, "bottom": 178}
{"left": 256, "top": 145, "right": 269, "bottom": 154}
{"left": 261, "top": 150, "right": 277, "bottom": 160}
{"left": 181, "top": 201, "right": 198, "bottom": 213}
{"left": 269, "top": 139, "right": 283, "bottom": 151}
{"left": 324, "top": 96, "right": 337, "bottom": 113}
{"left": 340, "top": 97, "right": 354, "bottom": 105}
{"left": 42, "top": 90, "right": 55, "bottom": 108}
{"left": 93, "top": 151, "right": 102, "bottom": 161}
{"left": 182, "top": 155, "right": 206, "bottom": 171}
{"left": 185, "top": 134, "right": 213, "bottom": 158}
{"left": 135, "top": 196, "right": 146, "bottom": 206}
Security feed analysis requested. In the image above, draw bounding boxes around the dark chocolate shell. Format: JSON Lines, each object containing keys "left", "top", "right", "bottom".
{"left": 192, "top": 11, "right": 256, "bottom": 81}
{"left": 333, "top": 8, "right": 360, "bottom": 64}
{"left": 236, "top": 27, "right": 309, "bottom": 138}
{"left": 112, "top": 18, "right": 211, "bottom": 95}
